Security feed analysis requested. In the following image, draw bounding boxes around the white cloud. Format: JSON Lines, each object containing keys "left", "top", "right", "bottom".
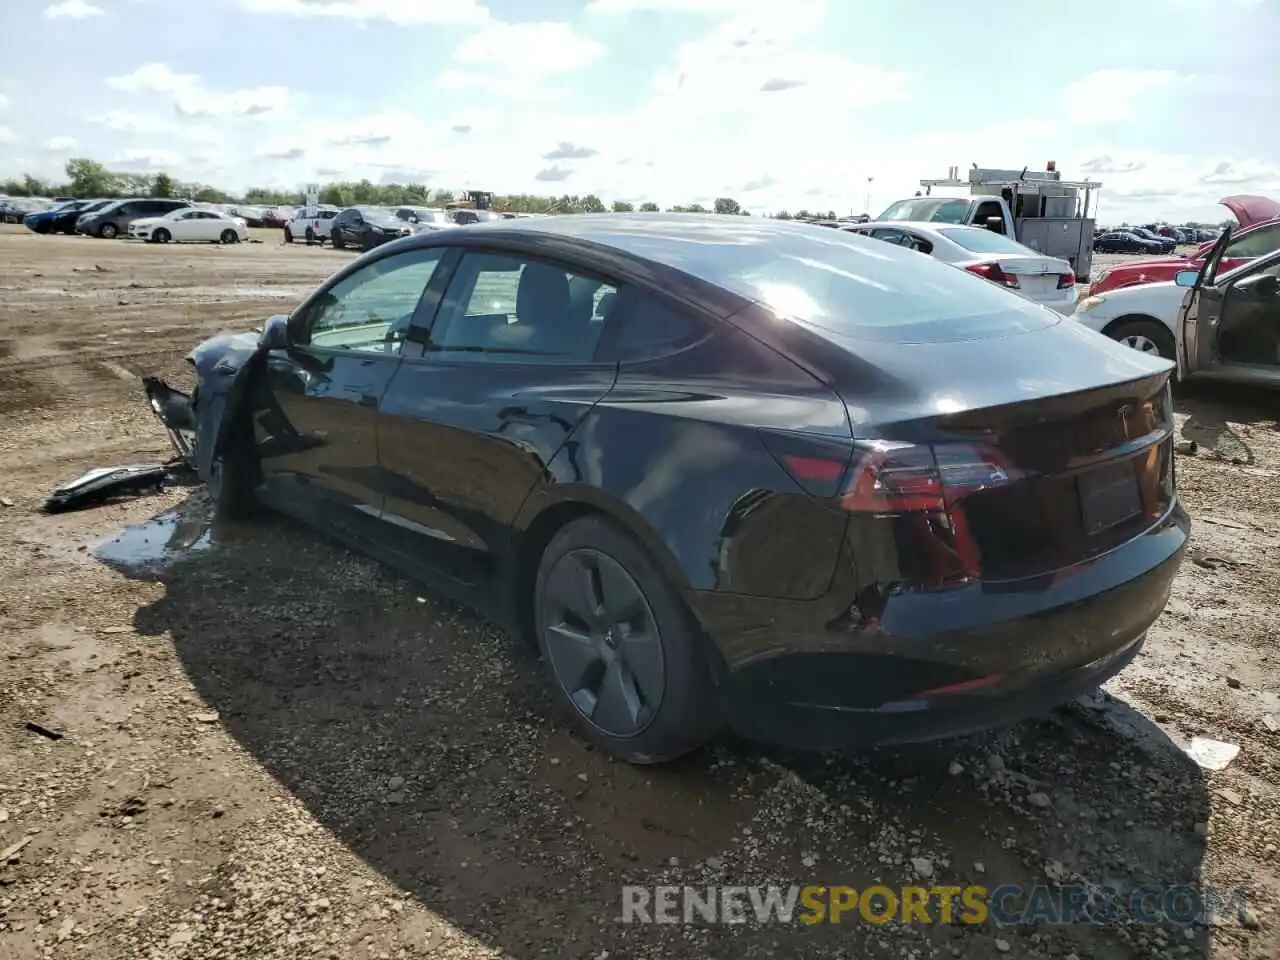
{"left": 44, "top": 0, "right": 103, "bottom": 19}
{"left": 112, "top": 147, "right": 184, "bottom": 170}
{"left": 1063, "top": 69, "right": 1178, "bottom": 124}
{"left": 0, "top": 93, "right": 8, "bottom": 110}
{"left": 106, "top": 63, "right": 290, "bottom": 118}
{"left": 438, "top": 22, "right": 604, "bottom": 96}
{"left": 586, "top": 0, "right": 738, "bottom": 11}
{"left": 0, "top": 126, "right": 16, "bottom": 145}
{"left": 42, "top": 136, "right": 77, "bottom": 151}
{"left": 236, "top": 0, "right": 488, "bottom": 25}
{"left": 89, "top": 109, "right": 172, "bottom": 134}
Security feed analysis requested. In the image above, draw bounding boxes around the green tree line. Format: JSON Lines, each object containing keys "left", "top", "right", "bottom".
{"left": 2, "top": 158, "right": 828, "bottom": 218}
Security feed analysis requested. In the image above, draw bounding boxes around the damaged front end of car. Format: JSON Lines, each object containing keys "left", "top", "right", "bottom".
{"left": 141, "top": 316, "right": 289, "bottom": 483}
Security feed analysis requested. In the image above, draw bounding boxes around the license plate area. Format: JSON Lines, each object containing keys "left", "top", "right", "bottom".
{"left": 1078, "top": 460, "right": 1142, "bottom": 535}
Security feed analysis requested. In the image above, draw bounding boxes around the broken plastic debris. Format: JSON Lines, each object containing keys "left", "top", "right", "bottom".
{"left": 1185, "top": 736, "right": 1240, "bottom": 771}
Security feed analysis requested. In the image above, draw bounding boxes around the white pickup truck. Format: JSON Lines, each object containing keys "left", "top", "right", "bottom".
{"left": 283, "top": 208, "right": 339, "bottom": 244}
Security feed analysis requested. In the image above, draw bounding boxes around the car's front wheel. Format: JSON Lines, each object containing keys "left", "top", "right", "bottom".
{"left": 99, "top": 222, "right": 118, "bottom": 239}
{"left": 534, "top": 515, "right": 722, "bottom": 764}
{"left": 220, "top": 229, "right": 238, "bottom": 244}
{"left": 284, "top": 227, "right": 294, "bottom": 243}
{"left": 1107, "top": 316, "right": 1176, "bottom": 361}
{"left": 152, "top": 228, "right": 171, "bottom": 243}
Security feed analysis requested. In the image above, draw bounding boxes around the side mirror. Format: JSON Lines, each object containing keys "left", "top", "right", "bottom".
{"left": 260, "top": 314, "right": 290, "bottom": 350}
{"left": 1174, "top": 270, "right": 1200, "bottom": 288}
{"left": 984, "top": 216, "right": 1003, "bottom": 233}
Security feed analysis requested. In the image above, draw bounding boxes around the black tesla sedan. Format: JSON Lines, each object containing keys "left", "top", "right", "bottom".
{"left": 144, "top": 214, "right": 1189, "bottom": 763}
{"left": 329, "top": 206, "right": 413, "bottom": 251}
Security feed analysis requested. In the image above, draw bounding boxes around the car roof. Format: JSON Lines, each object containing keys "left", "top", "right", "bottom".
{"left": 422, "top": 212, "right": 945, "bottom": 290}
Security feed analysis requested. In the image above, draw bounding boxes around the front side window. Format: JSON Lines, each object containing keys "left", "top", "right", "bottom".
{"left": 426, "top": 252, "right": 617, "bottom": 362}
{"left": 303, "top": 248, "right": 446, "bottom": 353}
{"left": 1224, "top": 224, "right": 1280, "bottom": 260}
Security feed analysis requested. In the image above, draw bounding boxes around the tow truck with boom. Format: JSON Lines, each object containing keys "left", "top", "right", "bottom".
{"left": 878, "top": 162, "right": 1103, "bottom": 281}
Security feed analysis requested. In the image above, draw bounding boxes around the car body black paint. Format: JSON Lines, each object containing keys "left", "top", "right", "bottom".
{"left": 149, "top": 214, "right": 1189, "bottom": 751}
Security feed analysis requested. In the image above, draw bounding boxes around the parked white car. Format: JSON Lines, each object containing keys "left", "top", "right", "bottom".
{"left": 840, "top": 221, "right": 1079, "bottom": 313}
{"left": 128, "top": 208, "right": 249, "bottom": 244}
{"left": 284, "top": 208, "right": 338, "bottom": 244}
{"left": 1071, "top": 280, "right": 1184, "bottom": 361}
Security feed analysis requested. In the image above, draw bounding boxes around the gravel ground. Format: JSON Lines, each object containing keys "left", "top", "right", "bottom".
{"left": 0, "top": 227, "right": 1277, "bottom": 960}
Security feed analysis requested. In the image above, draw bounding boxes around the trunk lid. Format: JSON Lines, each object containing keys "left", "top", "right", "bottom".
{"left": 798, "top": 318, "right": 1177, "bottom": 580}
{"left": 987, "top": 256, "right": 1072, "bottom": 299}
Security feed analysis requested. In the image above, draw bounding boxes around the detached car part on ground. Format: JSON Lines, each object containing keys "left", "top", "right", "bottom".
{"left": 142, "top": 214, "right": 1189, "bottom": 765}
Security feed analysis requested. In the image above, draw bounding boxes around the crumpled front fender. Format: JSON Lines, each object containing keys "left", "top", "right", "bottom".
{"left": 182, "top": 331, "right": 266, "bottom": 482}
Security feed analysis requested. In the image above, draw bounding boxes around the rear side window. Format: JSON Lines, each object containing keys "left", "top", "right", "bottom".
{"left": 601, "top": 290, "right": 709, "bottom": 362}
{"left": 937, "top": 228, "right": 1036, "bottom": 256}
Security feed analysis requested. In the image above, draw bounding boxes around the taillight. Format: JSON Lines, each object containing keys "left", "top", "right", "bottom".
{"left": 842, "top": 441, "right": 1024, "bottom": 590}
{"left": 842, "top": 441, "right": 1017, "bottom": 514}
{"left": 1057, "top": 271, "right": 1076, "bottom": 290}
{"left": 965, "top": 262, "right": 1020, "bottom": 289}
{"left": 767, "top": 434, "right": 1025, "bottom": 590}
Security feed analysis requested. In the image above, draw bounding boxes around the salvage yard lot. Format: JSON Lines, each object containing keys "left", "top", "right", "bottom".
{"left": 1, "top": 224, "right": 1278, "bottom": 960}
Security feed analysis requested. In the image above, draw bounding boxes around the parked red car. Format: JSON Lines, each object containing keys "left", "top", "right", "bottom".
{"left": 1088, "top": 195, "right": 1280, "bottom": 296}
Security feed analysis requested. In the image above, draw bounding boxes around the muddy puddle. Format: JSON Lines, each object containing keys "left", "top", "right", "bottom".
{"left": 94, "top": 497, "right": 216, "bottom": 577}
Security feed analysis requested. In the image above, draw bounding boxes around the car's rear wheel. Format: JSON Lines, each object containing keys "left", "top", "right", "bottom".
{"left": 153, "top": 228, "right": 171, "bottom": 244}
{"left": 534, "top": 516, "right": 721, "bottom": 764}
{"left": 284, "top": 227, "right": 294, "bottom": 243}
{"left": 220, "top": 229, "right": 238, "bottom": 244}
{"left": 99, "top": 223, "right": 118, "bottom": 239}
{"left": 330, "top": 231, "right": 343, "bottom": 250}
{"left": 1107, "top": 317, "right": 1175, "bottom": 361}
{"left": 304, "top": 227, "right": 316, "bottom": 245}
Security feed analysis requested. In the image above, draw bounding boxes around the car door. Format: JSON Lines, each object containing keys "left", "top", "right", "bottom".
{"left": 1179, "top": 244, "right": 1280, "bottom": 383}
{"left": 252, "top": 245, "right": 450, "bottom": 532}
{"left": 166, "top": 210, "right": 196, "bottom": 241}
{"left": 374, "top": 247, "right": 621, "bottom": 585}
{"left": 196, "top": 211, "right": 224, "bottom": 241}
{"left": 1177, "top": 227, "right": 1231, "bottom": 378}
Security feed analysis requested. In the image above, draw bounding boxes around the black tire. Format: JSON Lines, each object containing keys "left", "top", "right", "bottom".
{"left": 220, "top": 229, "right": 238, "bottom": 244}
{"left": 208, "top": 418, "right": 256, "bottom": 521}
{"left": 99, "top": 222, "right": 118, "bottom": 239}
{"left": 533, "top": 515, "right": 722, "bottom": 764}
{"left": 153, "top": 228, "right": 171, "bottom": 244}
{"left": 304, "top": 227, "right": 316, "bottom": 245}
{"left": 284, "top": 228, "right": 294, "bottom": 243}
{"left": 1106, "top": 317, "right": 1175, "bottom": 361}
{"left": 34, "top": 221, "right": 51, "bottom": 235}
{"left": 330, "top": 230, "right": 343, "bottom": 250}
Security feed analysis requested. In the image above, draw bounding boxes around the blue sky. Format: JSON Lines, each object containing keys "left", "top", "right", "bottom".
{"left": 1, "top": 0, "right": 1277, "bottom": 220}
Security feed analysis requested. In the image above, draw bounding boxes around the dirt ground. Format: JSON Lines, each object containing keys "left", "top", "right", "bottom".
{"left": 0, "top": 225, "right": 1277, "bottom": 960}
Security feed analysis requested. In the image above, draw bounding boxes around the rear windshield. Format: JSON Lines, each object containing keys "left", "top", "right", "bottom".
{"left": 938, "top": 227, "right": 1036, "bottom": 256}
{"left": 877, "top": 197, "right": 970, "bottom": 224}
{"left": 588, "top": 220, "right": 1058, "bottom": 343}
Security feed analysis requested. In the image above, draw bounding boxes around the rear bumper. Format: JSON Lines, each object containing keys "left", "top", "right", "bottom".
{"left": 695, "top": 502, "right": 1189, "bottom": 751}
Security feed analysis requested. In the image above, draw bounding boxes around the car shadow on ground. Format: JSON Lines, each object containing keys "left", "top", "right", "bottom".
{"left": 1174, "top": 380, "right": 1278, "bottom": 466}
{"left": 101, "top": 494, "right": 1214, "bottom": 959}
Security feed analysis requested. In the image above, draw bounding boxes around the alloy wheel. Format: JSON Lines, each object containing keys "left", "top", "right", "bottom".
{"left": 540, "top": 548, "right": 665, "bottom": 738}
{"left": 1118, "top": 333, "right": 1160, "bottom": 354}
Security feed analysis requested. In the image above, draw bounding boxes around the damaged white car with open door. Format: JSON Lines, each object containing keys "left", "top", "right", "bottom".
{"left": 1176, "top": 227, "right": 1280, "bottom": 386}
